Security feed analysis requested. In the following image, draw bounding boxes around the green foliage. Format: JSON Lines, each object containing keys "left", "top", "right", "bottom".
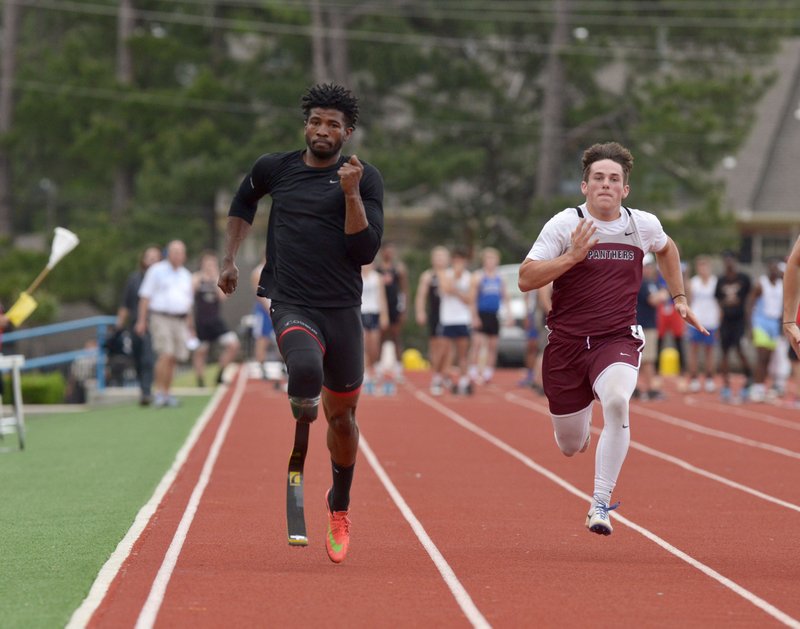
{"left": 3, "top": 1, "right": 797, "bottom": 314}
{"left": 660, "top": 197, "right": 740, "bottom": 262}
{"left": 0, "top": 396, "right": 207, "bottom": 627}
{"left": 0, "top": 249, "right": 58, "bottom": 323}
{"left": 2, "top": 371, "right": 66, "bottom": 404}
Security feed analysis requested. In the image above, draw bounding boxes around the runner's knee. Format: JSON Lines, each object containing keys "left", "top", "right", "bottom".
{"left": 555, "top": 434, "right": 582, "bottom": 457}
{"left": 289, "top": 394, "right": 320, "bottom": 423}
{"left": 600, "top": 391, "right": 629, "bottom": 428}
{"left": 327, "top": 408, "right": 357, "bottom": 437}
{"left": 282, "top": 340, "right": 323, "bottom": 399}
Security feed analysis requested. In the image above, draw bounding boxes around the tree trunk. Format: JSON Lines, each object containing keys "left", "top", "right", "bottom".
{"left": 208, "top": 1, "right": 225, "bottom": 70}
{"left": 112, "top": 0, "right": 135, "bottom": 220}
{"left": 534, "top": 0, "right": 570, "bottom": 200}
{"left": 327, "top": 10, "right": 350, "bottom": 85}
{"left": 310, "top": 0, "right": 329, "bottom": 83}
{"left": 0, "top": 0, "right": 20, "bottom": 237}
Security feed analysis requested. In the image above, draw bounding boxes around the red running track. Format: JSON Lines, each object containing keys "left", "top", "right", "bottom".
{"left": 74, "top": 367, "right": 800, "bottom": 628}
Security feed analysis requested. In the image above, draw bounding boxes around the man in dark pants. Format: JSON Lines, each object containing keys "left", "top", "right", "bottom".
{"left": 115, "top": 246, "right": 162, "bottom": 406}
{"left": 218, "top": 84, "right": 383, "bottom": 564}
{"left": 714, "top": 250, "right": 753, "bottom": 402}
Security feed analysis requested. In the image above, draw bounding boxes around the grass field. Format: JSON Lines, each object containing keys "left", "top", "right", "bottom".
{"left": 0, "top": 394, "right": 210, "bottom": 628}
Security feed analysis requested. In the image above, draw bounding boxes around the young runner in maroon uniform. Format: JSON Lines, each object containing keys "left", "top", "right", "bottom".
{"left": 519, "top": 142, "right": 707, "bottom": 535}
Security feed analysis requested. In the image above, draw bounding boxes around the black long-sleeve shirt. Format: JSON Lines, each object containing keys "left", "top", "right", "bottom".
{"left": 229, "top": 150, "right": 384, "bottom": 308}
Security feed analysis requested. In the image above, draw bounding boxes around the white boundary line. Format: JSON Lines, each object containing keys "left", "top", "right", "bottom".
{"left": 685, "top": 397, "right": 800, "bottom": 431}
{"left": 134, "top": 368, "right": 249, "bottom": 629}
{"left": 505, "top": 392, "right": 800, "bottom": 514}
{"left": 634, "top": 405, "right": 800, "bottom": 460}
{"left": 415, "top": 390, "right": 800, "bottom": 629}
{"left": 66, "top": 385, "right": 229, "bottom": 629}
{"left": 359, "top": 434, "right": 491, "bottom": 629}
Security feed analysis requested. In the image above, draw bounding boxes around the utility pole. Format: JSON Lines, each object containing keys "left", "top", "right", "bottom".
{"left": 535, "top": 0, "right": 570, "bottom": 200}
{"left": 0, "top": 0, "right": 20, "bottom": 237}
{"left": 111, "top": 0, "right": 135, "bottom": 220}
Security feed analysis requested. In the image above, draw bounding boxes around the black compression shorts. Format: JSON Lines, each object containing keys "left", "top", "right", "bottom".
{"left": 270, "top": 302, "right": 364, "bottom": 394}
{"left": 478, "top": 311, "right": 500, "bottom": 336}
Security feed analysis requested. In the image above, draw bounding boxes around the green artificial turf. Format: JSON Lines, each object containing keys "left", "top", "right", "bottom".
{"left": 0, "top": 395, "right": 211, "bottom": 628}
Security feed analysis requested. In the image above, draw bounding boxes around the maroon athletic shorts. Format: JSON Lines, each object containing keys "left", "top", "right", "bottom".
{"left": 542, "top": 327, "right": 644, "bottom": 415}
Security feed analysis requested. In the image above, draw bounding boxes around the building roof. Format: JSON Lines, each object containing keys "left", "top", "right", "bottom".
{"left": 720, "top": 38, "right": 800, "bottom": 223}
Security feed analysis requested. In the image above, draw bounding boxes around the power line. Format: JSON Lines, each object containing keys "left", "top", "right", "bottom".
{"left": 13, "top": 79, "right": 757, "bottom": 146}
{"left": 161, "top": 0, "right": 800, "bottom": 29}
{"left": 13, "top": 0, "right": 788, "bottom": 64}
{"left": 171, "top": 0, "right": 800, "bottom": 17}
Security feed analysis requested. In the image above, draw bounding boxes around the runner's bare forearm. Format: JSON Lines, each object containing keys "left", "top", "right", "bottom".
{"left": 654, "top": 238, "right": 686, "bottom": 301}
{"left": 519, "top": 255, "right": 581, "bottom": 292}
{"left": 344, "top": 192, "right": 369, "bottom": 234}
{"left": 222, "top": 216, "right": 252, "bottom": 264}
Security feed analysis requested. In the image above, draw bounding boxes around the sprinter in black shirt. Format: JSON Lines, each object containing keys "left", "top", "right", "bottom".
{"left": 218, "top": 84, "right": 383, "bottom": 563}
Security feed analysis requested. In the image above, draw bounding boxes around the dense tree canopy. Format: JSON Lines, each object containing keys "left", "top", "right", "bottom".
{"left": 1, "top": 0, "right": 798, "bottom": 313}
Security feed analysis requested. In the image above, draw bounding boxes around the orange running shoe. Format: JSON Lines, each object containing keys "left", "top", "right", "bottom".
{"left": 325, "top": 489, "right": 351, "bottom": 564}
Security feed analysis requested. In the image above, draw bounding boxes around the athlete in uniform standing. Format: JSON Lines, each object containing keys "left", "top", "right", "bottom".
{"left": 377, "top": 242, "right": 409, "bottom": 382}
{"left": 519, "top": 142, "right": 706, "bottom": 535}
{"left": 217, "top": 84, "right": 384, "bottom": 563}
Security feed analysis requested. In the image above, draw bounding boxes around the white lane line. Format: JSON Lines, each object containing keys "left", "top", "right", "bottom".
{"left": 505, "top": 392, "right": 800, "bottom": 514}
{"left": 66, "top": 385, "right": 229, "bottom": 629}
{"left": 359, "top": 433, "right": 491, "bottom": 629}
{"left": 135, "top": 368, "right": 249, "bottom": 629}
{"left": 685, "top": 397, "right": 800, "bottom": 431}
{"left": 416, "top": 390, "right": 800, "bottom": 629}
{"left": 634, "top": 405, "right": 800, "bottom": 460}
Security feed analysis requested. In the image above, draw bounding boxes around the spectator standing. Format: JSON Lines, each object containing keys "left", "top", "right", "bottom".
{"left": 687, "top": 255, "right": 720, "bottom": 393}
{"left": 361, "top": 262, "right": 389, "bottom": 395}
{"left": 519, "top": 282, "right": 551, "bottom": 393}
{"left": 749, "top": 259, "right": 783, "bottom": 402}
{"left": 469, "top": 247, "right": 506, "bottom": 385}
{"left": 115, "top": 246, "right": 162, "bottom": 406}
{"left": 415, "top": 246, "right": 451, "bottom": 396}
{"left": 136, "top": 240, "right": 194, "bottom": 408}
{"left": 192, "top": 252, "right": 241, "bottom": 387}
{"left": 715, "top": 250, "right": 753, "bottom": 402}
{"left": 636, "top": 254, "right": 669, "bottom": 400}
{"left": 250, "top": 258, "right": 275, "bottom": 375}
{"left": 439, "top": 249, "right": 474, "bottom": 395}
{"left": 376, "top": 242, "right": 408, "bottom": 382}
{"left": 656, "top": 265, "right": 687, "bottom": 385}
{"left": 0, "top": 301, "right": 7, "bottom": 401}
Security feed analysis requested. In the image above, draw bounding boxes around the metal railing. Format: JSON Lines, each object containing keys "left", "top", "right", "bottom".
{"left": 1, "top": 316, "right": 118, "bottom": 390}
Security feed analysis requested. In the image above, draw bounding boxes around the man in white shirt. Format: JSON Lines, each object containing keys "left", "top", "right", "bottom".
{"left": 135, "top": 240, "right": 195, "bottom": 408}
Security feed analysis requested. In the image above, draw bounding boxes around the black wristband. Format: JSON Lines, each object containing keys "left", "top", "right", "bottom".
{"left": 671, "top": 293, "right": 686, "bottom": 301}
{"left": 784, "top": 321, "right": 798, "bottom": 326}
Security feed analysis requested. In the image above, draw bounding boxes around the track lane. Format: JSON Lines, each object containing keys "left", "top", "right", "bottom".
{"left": 356, "top": 376, "right": 794, "bottom": 627}
{"left": 84, "top": 368, "right": 800, "bottom": 627}
{"left": 149, "top": 377, "right": 478, "bottom": 628}
{"left": 415, "top": 372, "right": 800, "bottom": 623}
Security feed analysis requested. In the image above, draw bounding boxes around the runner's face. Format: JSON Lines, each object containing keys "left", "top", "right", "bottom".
{"left": 581, "top": 159, "right": 629, "bottom": 216}
{"left": 432, "top": 249, "right": 449, "bottom": 269}
{"left": 304, "top": 108, "right": 352, "bottom": 160}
